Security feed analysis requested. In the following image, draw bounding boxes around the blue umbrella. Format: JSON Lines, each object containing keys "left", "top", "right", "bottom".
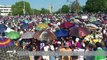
{"left": 0, "top": 24, "right": 7, "bottom": 33}
{"left": 55, "top": 29, "right": 69, "bottom": 37}
{"left": 20, "top": 23, "right": 29, "bottom": 30}
{"left": 24, "top": 20, "right": 29, "bottom": 23}
{"left": 91, "top": 21, "right": 102, "bottom": 25}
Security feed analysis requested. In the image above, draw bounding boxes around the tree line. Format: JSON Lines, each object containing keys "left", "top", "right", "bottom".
{"left": 11, "top": 0, "right": 107, "bottom": 15}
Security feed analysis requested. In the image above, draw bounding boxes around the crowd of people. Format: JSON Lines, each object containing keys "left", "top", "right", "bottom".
{"left": 0, "top": 13, "right": 107, "bottom": 60}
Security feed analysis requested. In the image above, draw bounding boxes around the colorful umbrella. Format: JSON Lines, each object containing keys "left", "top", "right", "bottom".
{"left": 55, "top": 29, "right": 69, "bottom": 37}
{"left": 21, "top": 31, "right": 35, "bottom": 39}
{"left": 35, "top": 23, "right": 49, "bottom": 31}
{"left": 69, "top": 27, "right": 90, "bottom": 38}
{"left": 59, "top": 22, "right": 73, "bottom": 29}
{"left": 6, "top": 31, "right": 20, "bottom": 39}
{"left": 0, "top": 24, "right": 7, "bottom": 33}
{"left": 33, "top": 30, "right": 56, "bottom": 41}
{"left": 0, "top": 38, "right": 14, "bottom": 48}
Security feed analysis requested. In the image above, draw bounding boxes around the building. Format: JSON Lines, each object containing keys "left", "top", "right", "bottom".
{"left": 0, "top": 5, "right": 11, "bottom": 16}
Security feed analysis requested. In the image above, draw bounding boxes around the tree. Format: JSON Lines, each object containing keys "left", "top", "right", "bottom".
{"left": 32, "top": 9, "right": 40, "bottom": 14}
{"left": 11, "top": 1, "right": 32, "bottom": 15}
{"left": 71, "top": 0, "right": 80, "bottom": 13}
{"left": 84, "top": 0, "right": 107, "bottom": 12}
{"left": 40, "top": 8, "right": 50, "bottom": 14}
{"left": 61, "top": 5, "right": 70, "bottom": 13}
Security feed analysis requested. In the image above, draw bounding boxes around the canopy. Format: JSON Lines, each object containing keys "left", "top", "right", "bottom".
{"left": 0, "top": 24, "right": 7, "bottom": 33}
{"left": 59, "top": 22, "right": 73, "bottom": 29}
{"left": 6, "top": 31, "right": 20, "bottom": 39}
{"left": 0, "top": 38, "right": 14, "bottom": 48}
{"left": 35, "top": 23, "right": 49, "bottom": 31}
{"left": 21, "top": 31, "right": 35, "bottom": 39}
{"left": 34, "top": 30, "right": 56, "bottom": 41}
{"left": 86, "top": 24, "right": 98, "bottom": 30}
{"left": 55, "top": 29, "right": 69, "bottom": 37}
{"left": 69, "top": 27, "right": 90, "bottom": 38}
{"left": 5, "top": 27, "right": 14, "bottom": 32}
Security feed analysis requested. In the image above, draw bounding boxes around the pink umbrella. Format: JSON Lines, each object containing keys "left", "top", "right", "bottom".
{"left": 103, "top": 20, "right": 107, "bottom": 24}
{"left": 59, "top": 22, "right": 73, "bottom": 29}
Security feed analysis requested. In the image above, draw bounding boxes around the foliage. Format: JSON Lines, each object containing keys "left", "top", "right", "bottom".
{"left": 61, "top": 5, "right": 70, "bottom": 13}
{"left": 32, "top": 9, "right": 40, "bottom": 14}
{"left": 11, "top": 1, "right": 32, "bottom": 15}
{"left": 71, "top": 0, "right": 80, "bottom": 13}
{"left": 84, "top": 0, "right": 107, "bottom": 12}
{"left": 40, "top": 8, "right": 50, "bottom": 14}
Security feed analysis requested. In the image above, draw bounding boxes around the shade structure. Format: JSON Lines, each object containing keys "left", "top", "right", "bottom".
{"left": 0, "top": 45, "right": 30, "bottom": 60}
{"left": 5, "top": 27, "right": 14, "bottom": 33}
{"left": 23, "top": 20, "right": 29, "bottom": 23}
{"left": 91, "top": 21, "right": 102, "bottom": 25}
{"left": 0, "top": 38, "right": 14, "bottom": 48}
{"left": 0, "top": 24, "right": 7, "bottom": 33}
{"left": 59, "top": 22, "right": 73, "bottom": 29}
{"left": 69, "top": 27, "right": 90, "bottom": 38}
{"left": 86, "top": 24, "right": 98, "bottom": 30}
{"left": 6, "top": 31, "right": 20, "bottom": 39}
{"left": 35, "top": 23, "right": 49, "bottom": 31}
{"left": 89, "top": 16, "right": 97, "bottom": 22}
{"left": 33, "top": 30, "right": 56, "bottom": 41}
{"left": 55, "top": 29, "right": 69, "bottom": 37}
{"left": 21, "top": 31, "right": 35, "bottom": 39}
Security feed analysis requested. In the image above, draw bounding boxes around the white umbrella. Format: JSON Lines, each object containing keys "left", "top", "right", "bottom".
{"left": 5, "top": 27, "right": 14, "bottom": 32}
{"left": 86, "top": 24, "right": 98, "bottom": 29}
{"left": 21, "top": 31, "right": 35, "bottom": 39}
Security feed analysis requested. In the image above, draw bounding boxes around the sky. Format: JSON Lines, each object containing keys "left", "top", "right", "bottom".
{"left": 0, "top": 0, "right": 87, "bottom": 11}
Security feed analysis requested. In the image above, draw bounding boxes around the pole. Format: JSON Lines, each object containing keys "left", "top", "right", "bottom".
{"left": 23, "top": 0, "right": 26, "bottom": 15}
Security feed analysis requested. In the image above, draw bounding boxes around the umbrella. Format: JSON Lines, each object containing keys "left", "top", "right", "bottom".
{"left": 6, "top": 31, "right": 20, "bottom": 39}
{"left": 86, "top": 24, "right": 98, "bottom": 30}
{"left": 0, "top": 38, "right": 14, "bottom": 48}
{"left": 20, "top": 23, "right": 29, "bottom": 30}
{"left": 69, "top": 27, "right": 90, "bottom": 38}
{"left": 5, "top": 27, "right": 14, "bottom": 32}
{"left": 91, "top": 21, "right": 102, "bottom": 25}
{"left": 35, "top": 23, "right": 49, "bottom": 31}
{"left": 21, "top": 31, "right": 35, "bottom": 39}
{"left": 89, "top": 16, "right": 97, "bottom": 22}
{"left": 23, "top": 20, "right": 29, "bottom": 23}
{"left": 34, "top": 30, "right": 56, "bottom": 41}
{"left": 0, "top": 24, "right": 7, "bottom": 33}
{"left": 55, "top": 29, "right": 69, "bottom": 37}
{"left": 0, "top": 45, "right": 30, "bottom": 60}
{"left": 59, "top": 22, "right": 73, "bottom": 29}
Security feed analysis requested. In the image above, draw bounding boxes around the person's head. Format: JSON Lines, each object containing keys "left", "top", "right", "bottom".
{"left": 96, "top": 42, "right": 102, "bottom": 48}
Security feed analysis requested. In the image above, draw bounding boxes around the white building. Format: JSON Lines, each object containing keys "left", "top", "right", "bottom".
{"left": 0, "top": 5, "right": 11, "bottom": 16}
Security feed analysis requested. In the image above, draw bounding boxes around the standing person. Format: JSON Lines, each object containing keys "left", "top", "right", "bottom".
{"left": 94, "top": 42, "right": 106, "bottom": 60}
{"left": 59, "top": 43, "right": 72, "bottom": 60}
